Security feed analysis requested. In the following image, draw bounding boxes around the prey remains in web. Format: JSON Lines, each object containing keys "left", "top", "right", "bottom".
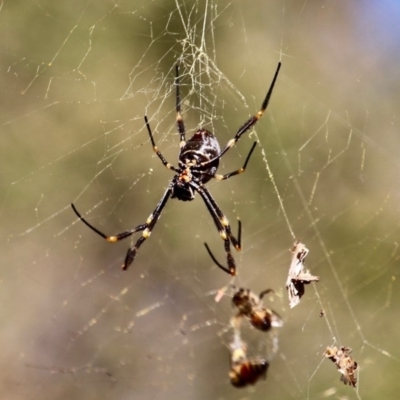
{"left": 231, "top": 287, "right": 283, "bottom": 332}
{"left": 324, "top": 346, "right": 358, "bottom": 388}
{"left": 72, "top": 62, "right": 281, "bottom": 275}
{"left": 229, "top": 330, "right": 269, "bottom": 388}
{"left": 286, "top": 240, "right": 319, "bottom": 308}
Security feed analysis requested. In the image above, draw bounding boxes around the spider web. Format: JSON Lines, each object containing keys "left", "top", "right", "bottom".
{"left": 2, "top": 1, "right": 400, "bottom": 399}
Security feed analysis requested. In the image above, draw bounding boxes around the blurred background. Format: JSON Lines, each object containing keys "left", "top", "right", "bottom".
{"left": 1, "top": 1, "right": 400, "bottom": 399}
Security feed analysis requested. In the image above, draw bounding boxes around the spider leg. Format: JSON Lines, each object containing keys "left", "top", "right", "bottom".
{"left": 204, "top": 243, "right": 232, "bottom": 275}
{"left": 144, "top": 116, "right": 179, "bottom": 172}
{"left": 197, "top": 62, "right": 281, "bottom": 169}
{"left": 194, "top": 182, "right": 240, "bottom": 275}
{"left": 122, "top": 182, "right": 173, "bottom": 270}
{"left": 71, "top": 180, "right": 173, "bottom": 271}
{"left": 71, "top": 203, "right": 147, "bottom": 241}
{"left": 198, "top": 184, "right": 241, "bottom": 250}
{"left": 237, "top": 219, "right": 242, "bottom": 248}
{"left": 197, "top": 188, "right": 236, "bottom": 274}
{"left": 204, "top": 219, "right": 242, "bottom": 275}
{"left": 175, "top": 64, "right": 186, "bottom": 148}
{"left": 213, "top": 142, "right": 257, "bottom": 181}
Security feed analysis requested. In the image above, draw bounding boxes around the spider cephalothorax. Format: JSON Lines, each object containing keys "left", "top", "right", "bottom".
{"left": 172, "top": 129, "right": 220, "bottom": 201}
{"left": 72, "top": 62, "right": 281, "bottom": 275}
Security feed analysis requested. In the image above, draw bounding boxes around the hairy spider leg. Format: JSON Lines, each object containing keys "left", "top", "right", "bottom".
{"left": 197, "top": 62, "right": 281, "bottom": 170}
{"left": 122, "top": 182, "right": 173, "bottom": 270}
{"left": 144, "top": 116, "right": 179, "bottom": 172}
{"left": 71, "top": 181, "right": 174, "bottom": 271}
{"left": 175, "top": 65, "right": 186, "bottom": 148}
{"left": 71, "top": 117, "right": 178, "bottom": 271}
{"left": 204, "top": 219, "right": 242, "bottom": 275}
{"left": 200, "top": 184, "right": 240, "bottom": 248}
{"left": 237, "top": 219, "right": 242, "bottom": 249}
{"left": 71, "top": 203, "right": 147, "bottom": 242}
{"left": 190, "top": 182, "right": 236, "bottom": 274}
{"left": 212, "top": 141, "right": 257, "bottom": 181}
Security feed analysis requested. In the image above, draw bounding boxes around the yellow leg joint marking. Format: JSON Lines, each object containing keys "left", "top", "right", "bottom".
{"left": 256, "top": 111, "right": 263, "bottom": 119}
{"left": 179, "top": 140, "right": 186, "bottom": 148}
{"left": 143, "top": 228, "right": 151, "bottom": 238}
{"left": 107, "top": 236, "right": 118, "bottom": 243}
{"left": 214, "top": 174, "right": 223, "bottom": 181}
{"left": 220, "top": 216, "right": 229, "bottom": 226}
{"left": 220, "top": 230, "right": 227, "bottom": 240}
{"left": 227, "top": 139, "right": 235, "bottom": 148}
{"left": 146, "top": 215, "right": 153, "bottom": 224}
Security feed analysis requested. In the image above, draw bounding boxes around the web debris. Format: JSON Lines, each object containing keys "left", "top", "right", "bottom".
{"left": 229, "top": 329, "right": 269, "bottom": 388}
{"left": 227, "top": 286, "right": 282, "bottom": 388}
{"left": 231, "top": 287, "right": 283, "bottom": 332}
{"left": 286, "top": 240, "right": 319, "bottom": 308}
{"left": 324, "top": 346, "right": 358, "bottom": 388}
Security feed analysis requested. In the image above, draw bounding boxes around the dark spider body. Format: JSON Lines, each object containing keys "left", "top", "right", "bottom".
{"left": 173, "top": 129, "right": 220, "bottom": 201}
{"left": 72, "top": 62, "right": 281, "bottom": 274}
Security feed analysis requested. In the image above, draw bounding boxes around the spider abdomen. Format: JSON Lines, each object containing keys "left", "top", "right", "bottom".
{"left": 179, "top": 128, "right": 221, "bottom": 184}
{"left": 172, "top": 129, "right": 220, "bottom": 202}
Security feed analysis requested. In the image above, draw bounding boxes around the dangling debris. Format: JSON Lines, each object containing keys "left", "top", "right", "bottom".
{"left": 231, "top": 287, "right": 283, "bottom": 332}
{"left": 229, "top": 331, "right": 269, "bottom": 388}
{"left": 324, "top": 346, "right": 358, "bottom": 388}
{"left": 286, "top": 240, "right": 319, "bottom": 308}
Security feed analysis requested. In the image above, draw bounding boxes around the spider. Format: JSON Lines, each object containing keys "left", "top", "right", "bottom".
{"left": 71, "top": 62, "right": 281, "bottom": 274}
